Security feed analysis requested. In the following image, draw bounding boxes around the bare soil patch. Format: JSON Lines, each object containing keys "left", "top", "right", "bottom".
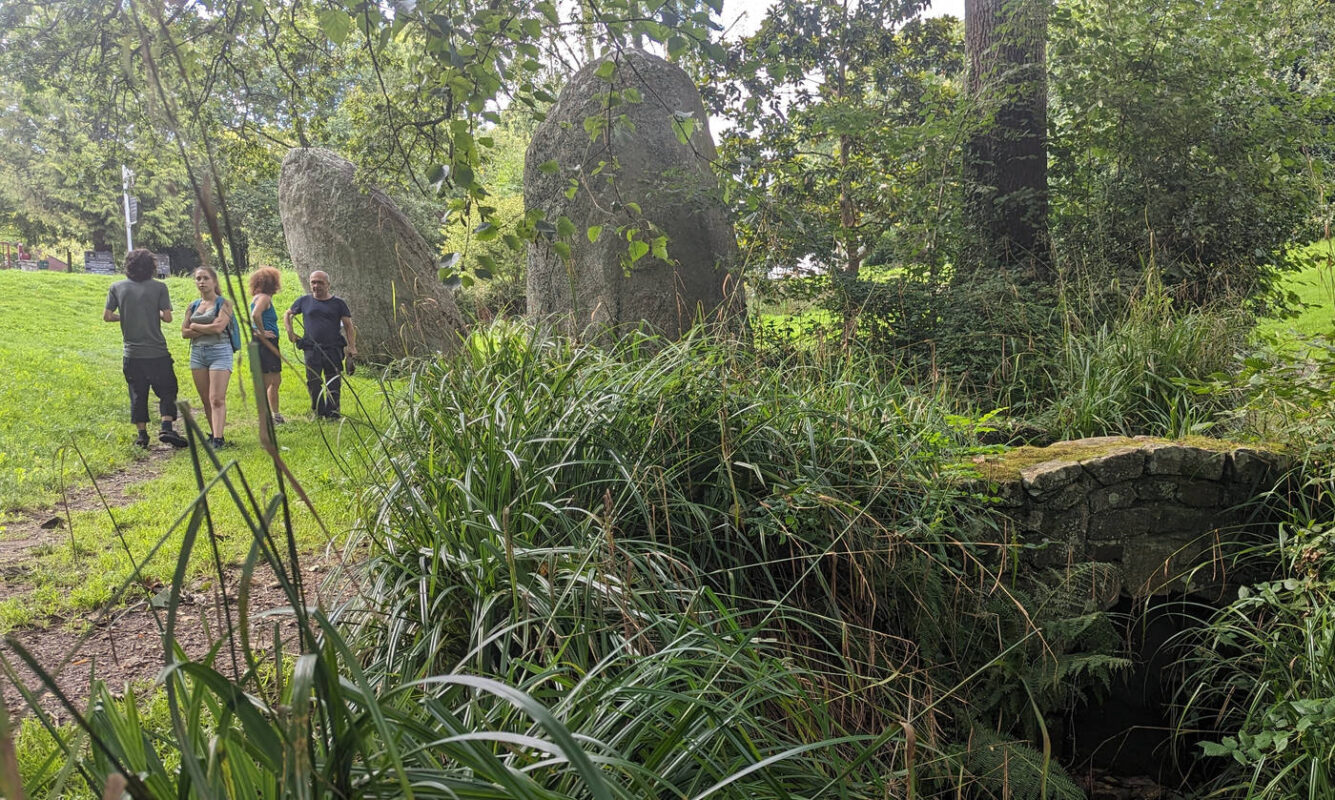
{"left": 2, "top": 556, "right": 354, "bottom": 722}
{"left": 0, "top": 445, "right": 175, "bottom": 570}
{"left": 1, "top": 446, "right": 362, "bottom": 722}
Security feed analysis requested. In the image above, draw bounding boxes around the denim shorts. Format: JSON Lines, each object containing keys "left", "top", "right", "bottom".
{"left": 190, "top": 341, "right": 234, "bottom": 371}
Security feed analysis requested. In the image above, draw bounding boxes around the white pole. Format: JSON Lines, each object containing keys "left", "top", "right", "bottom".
{"left": 121, "top": 165, "right": 134, "bottom": 252}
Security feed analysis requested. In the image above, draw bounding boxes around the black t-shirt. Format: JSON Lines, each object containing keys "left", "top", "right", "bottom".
{"left": 289, "top": 295, "right": 351, "bottom": 346}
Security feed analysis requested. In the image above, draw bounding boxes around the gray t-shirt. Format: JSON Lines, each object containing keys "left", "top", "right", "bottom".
{"left": 106, "top": 279, "right": 172, "bottom": 359}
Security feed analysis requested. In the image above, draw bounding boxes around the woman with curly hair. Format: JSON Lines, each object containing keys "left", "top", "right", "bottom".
{"left": 248, "top": 266, "right": 285, "bottom": 424}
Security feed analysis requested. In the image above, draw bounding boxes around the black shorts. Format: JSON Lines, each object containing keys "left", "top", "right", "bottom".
{"left": 256, "top": 337, "right": 283, "bottom": 374}
{"left": 123, "top": 355, "right": 178, "bottom": 424}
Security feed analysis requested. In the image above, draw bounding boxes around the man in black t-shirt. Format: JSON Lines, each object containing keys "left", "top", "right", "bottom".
{"left": 285, "top": 270, "right": 358, "bottom": 418}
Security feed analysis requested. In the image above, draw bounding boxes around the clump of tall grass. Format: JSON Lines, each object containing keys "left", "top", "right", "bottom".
{"left": 347, "top": 322, "right": 1103, "bottom": 797}
{"left": 1041, "top": 284, "right": 1245, "bottom": 438}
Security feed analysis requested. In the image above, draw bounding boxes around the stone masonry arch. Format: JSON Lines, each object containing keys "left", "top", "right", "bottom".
{"left": 972, "top": 436, "right": 1287, "bottom": 598}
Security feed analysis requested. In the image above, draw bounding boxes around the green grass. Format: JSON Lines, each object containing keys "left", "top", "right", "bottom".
{"left": 0, "top": 269, "right": 323, "bottom": 509}
{"left": 1257, "top": 239, "right": 1335, "bottom": 339}
{"left": 8, "top": 323, "right": 1104, "bottom": 800}
{"left": 0, "top": 269, "right": 379, "bottom": 630}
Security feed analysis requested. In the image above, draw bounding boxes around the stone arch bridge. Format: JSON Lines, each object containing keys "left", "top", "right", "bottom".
{"left": 971, "top": 436, "right": 1288, "bottom": 598}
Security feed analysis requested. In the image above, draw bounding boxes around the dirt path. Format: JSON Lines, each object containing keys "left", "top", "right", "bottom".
{"left": 2, "top": 561, "right": 349, "bottom": 722}
{"left": 0, "top": 447, "right": 174, "bottom": 570}
{"left": 0, "top": 444, "right": 356, "bottom": 722}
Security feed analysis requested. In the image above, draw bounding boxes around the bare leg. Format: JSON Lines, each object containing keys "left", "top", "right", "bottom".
{"left": 191, "top": 369, "right": 212, "bottom": 436}
{"left": 209, "top": 369, "right": 231, "bottom": 438}
{"left": 264, "top": 373, "right": 281, "bottom": 417}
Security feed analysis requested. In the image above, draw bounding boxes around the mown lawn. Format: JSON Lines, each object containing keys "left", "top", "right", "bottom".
{"left": 1257, "top": 239, "right": 1335, "bottom": 338}
{"left": 0, "top": 268, "right": 383, "bottom": 630}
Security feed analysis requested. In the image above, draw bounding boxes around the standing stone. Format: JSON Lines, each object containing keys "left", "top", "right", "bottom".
{"left": 524, "top": 49, "right": 745, "bottom": 340}
{"left": 279, "top": 148, "right": 465, "bottom": 362}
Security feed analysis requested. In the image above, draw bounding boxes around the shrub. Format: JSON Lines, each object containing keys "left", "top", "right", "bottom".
{"left": 442, "top": 193, "right": 529, "bottom": 321}
{"left": 1040, "top": 282, "right": 1246, "bottom": 438}
{"left": 1049, "top": 0, "right": 1330, "bottom": 311}
{"left": 1176, "top": 471, "right": 1335, "bottom": 799}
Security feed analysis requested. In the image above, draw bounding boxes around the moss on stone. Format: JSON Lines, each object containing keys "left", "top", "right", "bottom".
{"left": 966, "top": 435, "right": 1259, "bottom": 484}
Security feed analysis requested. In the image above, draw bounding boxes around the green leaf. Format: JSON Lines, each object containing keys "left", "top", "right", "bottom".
{"left": 673, "top": 113, "right": 697, "bottom": 146}
{"left": 556, "top": 216, "right": 576, "bottom": 238}
{"left": 583, "top": 115, "right": 606, "bottom": 141}
{"left": 595, "top": 60, "right": 617, "bottom": 82}
{"left": 651, "top": 235, "right": 668, "bottom": 260}
{"left": 586, "top": 225, "right": 603, "bottom": 243}
{"left": 318, "top": 9, "right": 352, "bottom": 44}
{"left": 538, "top": 159, "right": 560, "bottom": 175}
{"left": 1199, "top": 741, "right": 1231, "bottom": 757}
{"left": 554, "top": 241, "right": 572, "bottom": 260}
{"left": 628, "top": 239, "right": 649, "bottom": 262}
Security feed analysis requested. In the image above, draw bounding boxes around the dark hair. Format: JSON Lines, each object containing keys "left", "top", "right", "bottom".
{"left": 248, "top": 266, "right": 281, "bottom": 296}
{"left": 125, "top": 249, "right": 156, "bottom": 282}
{"left": 194, "top": 266, "right": 220, "bottom": 291}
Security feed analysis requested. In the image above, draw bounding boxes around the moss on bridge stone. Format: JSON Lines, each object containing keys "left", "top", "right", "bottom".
{"left": 963, "top": 436, "right": 1288, "bottom": 598}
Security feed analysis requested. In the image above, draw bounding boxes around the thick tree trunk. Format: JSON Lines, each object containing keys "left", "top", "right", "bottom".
{"left": 963, "top": 0, "right": 1050, "bottom": 282}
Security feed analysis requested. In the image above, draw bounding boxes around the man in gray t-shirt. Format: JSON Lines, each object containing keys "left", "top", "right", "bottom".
{"left": 103, "top": 249, "right": 188, "bottom": 449}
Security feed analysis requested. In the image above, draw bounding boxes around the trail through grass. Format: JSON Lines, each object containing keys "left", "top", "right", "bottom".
{"left": 0, "top": 269, "right": 378, "bottom": 630}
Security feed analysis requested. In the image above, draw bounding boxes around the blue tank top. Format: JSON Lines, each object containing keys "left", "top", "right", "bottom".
{"left": 250, "top": 297, "right": 279, "bottom": 336}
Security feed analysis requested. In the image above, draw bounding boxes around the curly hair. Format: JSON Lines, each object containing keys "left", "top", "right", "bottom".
{"left": 125, "top": 249, "right": 157, "bottom": 282}
{"left": 247, "top": 266, "right": 282, "bottom": 296}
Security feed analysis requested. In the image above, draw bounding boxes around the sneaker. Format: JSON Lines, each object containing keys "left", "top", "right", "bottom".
{"left": 159, "top": 429, "right": 189, "bottom": 449}
{"left": 212, "top": 437, "right": 232, "bottom": 449}
{"left": 272, "top": 413, "right": 287, "bottom": 425}
{"left": 134, "top": 433, "right": 150, "bottom": 449}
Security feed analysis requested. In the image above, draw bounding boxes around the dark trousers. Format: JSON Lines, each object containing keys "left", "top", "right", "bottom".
{"left": 304, "top": 343, "right": 344, "bottom": 417}
{"left": 123, "top": 356, "right": 178, "bottom": 424}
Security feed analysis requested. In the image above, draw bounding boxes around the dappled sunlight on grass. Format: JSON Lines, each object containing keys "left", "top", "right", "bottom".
{"left": 1257, "top": 239, "right": 1335, "bottom": 340}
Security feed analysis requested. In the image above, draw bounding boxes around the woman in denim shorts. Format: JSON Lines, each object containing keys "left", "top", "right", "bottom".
{"left": 182, "top": 266, "right": 235, "bottom": 448}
